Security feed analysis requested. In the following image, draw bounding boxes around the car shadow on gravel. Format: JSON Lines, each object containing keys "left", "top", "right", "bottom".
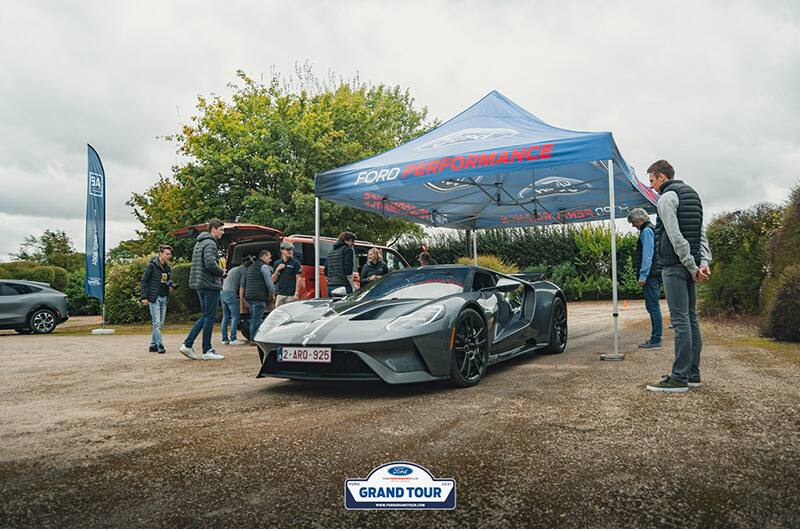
{"left": 256, "top": 378, "right": 452, "bottom": 400}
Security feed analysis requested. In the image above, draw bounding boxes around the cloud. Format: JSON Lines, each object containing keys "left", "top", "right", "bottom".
{"left": 0, "top": 0, "right": 798, "bottom": 258}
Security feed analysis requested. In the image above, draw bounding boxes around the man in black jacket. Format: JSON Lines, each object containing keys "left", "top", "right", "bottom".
{"left": 243, "top": 249, "right": 276, "bottom": 343}
{"left": 180, "top": 220, "right": 226, "bottom": 361}
{"left": 140, "top": 245, "right": 173, "bottom": 353}
{"left": 324, "top": 231, "right": 356, "bottom": 296}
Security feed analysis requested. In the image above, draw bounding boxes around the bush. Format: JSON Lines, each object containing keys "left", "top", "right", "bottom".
{"left": 764, "top": 264, "right": 800, "bottom": 342}
{"left": 761, "top": 183, "right": 800, "bottom": 316}
{"left": 0, "top": 261, "right": 68, "bottom": 292}
{"left": 105, "top": 259, "right": 150, "bottom": 324}
{"left": 167, "top": 262, "right": 199, "bottom": 321}
{"left": 65, "top": 270, "right": 102, "bottom": 316}
{"left": 456, "top": 255, "right": 519, "bottom": 274}
{"left": 699, "top": 203, "right": 782, "bottom": 315}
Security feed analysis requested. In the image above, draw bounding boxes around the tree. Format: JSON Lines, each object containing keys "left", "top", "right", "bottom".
{"left": 125, "top": 68, "right": 434, "bottom": 259}
{"left": 10, "top": 229, "right": 84, "bottom": 272}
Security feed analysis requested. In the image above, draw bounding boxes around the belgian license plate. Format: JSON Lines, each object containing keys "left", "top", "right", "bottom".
{"left": 278, "top": 346, "right": 332, "bottom": 363}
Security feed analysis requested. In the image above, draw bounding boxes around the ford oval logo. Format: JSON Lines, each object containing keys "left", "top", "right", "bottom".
{"left": 388, "top": 465, "right": 413, "bottom": 476}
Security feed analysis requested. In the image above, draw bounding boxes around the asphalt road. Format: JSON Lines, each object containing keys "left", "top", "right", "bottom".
{"left": 1, "top": 301, "right": 798, "bottom": 528}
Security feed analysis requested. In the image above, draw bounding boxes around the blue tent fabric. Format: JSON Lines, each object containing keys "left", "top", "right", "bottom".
{"left": 315, "top": 91, "right": 656, "bottom": 229}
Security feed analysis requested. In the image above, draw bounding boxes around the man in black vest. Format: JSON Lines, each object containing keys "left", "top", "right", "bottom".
{"left": 324, "top": 231, "right": 356, "bottom": 296}
{"left": 626, "top": 208, "right": 662, "bottom": 349}
{"left": 646, "top": 160, "right": 712, "bottom": 393}
{"left": 242, "top": 249, "right": 276, "bottom": 343}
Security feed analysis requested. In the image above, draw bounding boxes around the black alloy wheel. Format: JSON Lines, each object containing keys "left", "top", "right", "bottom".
{"left": 449, "top": 308, "right": 489, "bottom": 387}
{"left": 28, "top": 309, "right": 57, "bottom": 334}
{"left": 542, "top": 297, "right": 567, "bottom": 354}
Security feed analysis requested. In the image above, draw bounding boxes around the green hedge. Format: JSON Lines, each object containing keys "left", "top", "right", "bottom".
{"left": 167, "top": 263, "right": 200, "bottom": 320}
{"left": 764, "top": 264, "right": 800, "bottom": 342}
{"left": 65, "top": 270, "right": 102, "bottom": 316}
{"left": 0, "top": 261, "right": 69, "bottom": 291}
{"left": 105, "top": 258, "right": 150, "bottom": 324}
{"left": 395, "top": 225, "right": 642, "bottom": 302}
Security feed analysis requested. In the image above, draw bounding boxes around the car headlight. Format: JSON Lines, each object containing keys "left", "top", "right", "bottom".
{"left": 385, "top": 304, "right": 445, "bottom": 332}
{"left": 258, "top": 308, "right": 292, "bottom": 335}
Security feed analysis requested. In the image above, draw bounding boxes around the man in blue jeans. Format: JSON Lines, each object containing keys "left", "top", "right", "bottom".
{"left": 220, "top": 261, "right": 246, "bottom": 345}
{"left": 180, "top": 220, "right": 226, "bottom": 360}
{"left": 140, "top": 245, "right": 174, "bottom": 353}
{"left": 645, "top": 160, "right": 712, "bottom": 393}
{"left": 627, "top": 208, "right": 662, "bottom": 349}
{"left": 242, "top": 249, "right": 275, "bottom": 343}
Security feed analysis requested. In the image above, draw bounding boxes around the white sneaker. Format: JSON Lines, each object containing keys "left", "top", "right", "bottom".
{"left": 229, "top": 339, "right": 246, "bottom": 346}
{"left": 202, "top": 351, "right": 225, "bottom": 360}
{"left": 179, "top": 345, "right": 199, "bottom": 360}
{"left": 221, "top": 339, "right": 230, "bottom": 345}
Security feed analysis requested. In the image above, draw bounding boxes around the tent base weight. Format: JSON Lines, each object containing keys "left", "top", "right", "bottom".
{"left": 91, "top": 328, "right": 115, "bottom": 335}
{"left": 600, "top": 353, "right": 625, "bottom": 361}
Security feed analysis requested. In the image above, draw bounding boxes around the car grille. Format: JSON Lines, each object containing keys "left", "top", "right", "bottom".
{"left": 262, "top": 349, "right": 380, "bottom": 380}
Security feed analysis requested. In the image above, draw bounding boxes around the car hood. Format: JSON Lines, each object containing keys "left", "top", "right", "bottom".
{"left": 255, "top": 297, "right": 441, "bottom": 346}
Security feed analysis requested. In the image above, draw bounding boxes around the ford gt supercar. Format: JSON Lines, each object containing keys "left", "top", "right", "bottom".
{"left": 254, "top": 265, "right": 567, "bottom": 387}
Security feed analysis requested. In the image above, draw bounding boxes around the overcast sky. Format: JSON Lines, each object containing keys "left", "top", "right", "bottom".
{"left": 1, "top": 0, "right": 797, "bottom": 259}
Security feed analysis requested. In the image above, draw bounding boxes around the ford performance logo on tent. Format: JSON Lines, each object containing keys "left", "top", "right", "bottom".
{"left": 518, "top": 176, "right": 592, "bottom": 200}
{"left": 425, "top": 176, "right": 483, "bottom": 192}
{"left": 417, "top": 128, "right": 517, "bottom": 150}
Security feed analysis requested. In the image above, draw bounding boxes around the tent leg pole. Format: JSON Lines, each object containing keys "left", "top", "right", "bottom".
{"left": 314, "top": 197, "right": 320, "bottom": 299}
{"left": 472, "top": 230, "right": 478, "bottom": 266}
{"left": 601, "top": 159, "right": 623, "bottom": 361}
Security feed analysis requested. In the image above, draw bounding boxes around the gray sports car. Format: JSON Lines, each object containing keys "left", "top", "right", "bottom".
{"left": 0, "top": 279, "right": 69, "bottom": 334}
{"left": 255, "top": 265, "right": 567, "bottom": 387}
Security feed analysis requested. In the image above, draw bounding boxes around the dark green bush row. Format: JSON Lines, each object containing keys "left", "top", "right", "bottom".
{"left": 104, "top": 259, "right": 201, "bottom": 324}
{"left": 396, "top": 225, "right": 643, "bottom": 302}
{"left": 0, "top": 261, "right": 69, "bottom": 292}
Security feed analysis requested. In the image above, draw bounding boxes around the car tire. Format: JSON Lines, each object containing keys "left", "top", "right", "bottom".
{"left": 448, "top": 308, "right": 489, "bottom": 387}
{"left": 28, "top": 308, "right": 58, "bottom": 334}
{"left": 239, "top": 314, "right": 251, "bottom": 341}
{"left": 541, "top": 297, "right": 567, "bottom": 354}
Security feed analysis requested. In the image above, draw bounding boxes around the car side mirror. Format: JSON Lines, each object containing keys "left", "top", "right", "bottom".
{"left": 331, "top": 286, "right": 347, "bottom": 298}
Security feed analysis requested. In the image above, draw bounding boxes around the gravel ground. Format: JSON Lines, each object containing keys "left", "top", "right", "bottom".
{"left": 1, "top": 301, "right": 798, "bottom": 529}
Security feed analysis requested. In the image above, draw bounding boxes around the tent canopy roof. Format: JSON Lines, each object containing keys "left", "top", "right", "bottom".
{"left": 315, "top": 91, "right": 656, "bottom": 229}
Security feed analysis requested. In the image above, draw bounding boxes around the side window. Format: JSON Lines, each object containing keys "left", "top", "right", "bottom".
{"left": 384, "top": 250, "right": 407, "bottom": 271}
{"left": 1, "top": 283, "right": 32, "bottom": 295}
{"left": 471, "top": 272, "right": 496, "bottom": 291}
{"left": 354, "top": 247, "right": 370, "bottom": 274}
{"left": 301, "top": 241, "right": 333, "bottom": 266}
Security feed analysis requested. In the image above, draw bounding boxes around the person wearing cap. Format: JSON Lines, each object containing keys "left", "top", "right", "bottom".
{"left": 272, "top": 241, "right": 303, "bottom": 307}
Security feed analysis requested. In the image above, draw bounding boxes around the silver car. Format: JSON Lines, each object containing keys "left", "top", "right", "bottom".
{"left": 0, "top": 280, "right": 69, "bottom": 334}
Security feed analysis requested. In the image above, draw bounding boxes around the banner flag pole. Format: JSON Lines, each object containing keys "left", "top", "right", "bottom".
{"left": 85, "top": 144, "right": 114, "bottom": 335}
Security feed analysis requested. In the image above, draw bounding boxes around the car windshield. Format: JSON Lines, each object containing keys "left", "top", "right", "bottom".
{"left": 345, "top": 268, "right": 468, "bottom": 301}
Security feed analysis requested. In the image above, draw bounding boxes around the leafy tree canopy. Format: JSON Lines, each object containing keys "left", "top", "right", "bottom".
{"left": 10, "top": 229, "right": 84, "bottom": 272}
{"left": 124, "top": 67, "right": 436, "bottom": 258}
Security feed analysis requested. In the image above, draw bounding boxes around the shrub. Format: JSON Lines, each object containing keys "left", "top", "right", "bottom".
{"left": 0, "top": 261, "right": 68, "bottom": 291}
{"left": 105, "top": 259, "right": 150, "bottom": 324}
{"left": 700, "top": 203, "right": 782, "bottom": 315}
{"left": 456, "top": 255, "right": 519, "bottom": 274}
{"left": 65, "top": 270, "right": 102, "bottom": 316}
{"left": 762, "top": 183, "right": 800, "bottom": 315}
{"left": 764, "top": 264, "right": 800, "bottom": 342}
{"left": 167, "top": 262, "right": 199, "bottom": 321}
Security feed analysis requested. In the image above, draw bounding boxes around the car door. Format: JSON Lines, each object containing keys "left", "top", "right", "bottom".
{"left": 0, "top": 282, "right": 32, "bottom": 325}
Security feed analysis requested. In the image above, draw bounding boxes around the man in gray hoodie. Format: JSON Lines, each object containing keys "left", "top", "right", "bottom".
{"left": 180, "top": 219, "right": 226, "bottom": 360}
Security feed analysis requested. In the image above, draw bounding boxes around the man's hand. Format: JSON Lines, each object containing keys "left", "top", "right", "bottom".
{"left": 369, "top": 275, "right": 378, "bottom": 282}
{"left": 141, "top": 299, "right": 149, "bottom": 306}
{"left": 637, "top": 279, "right": 646, "bottom": 286}
{"left": 698, "top": 265, "right": 711, "bottom": 281}
{"left": 276, "top": 263, "right": 286, "bottom": 272}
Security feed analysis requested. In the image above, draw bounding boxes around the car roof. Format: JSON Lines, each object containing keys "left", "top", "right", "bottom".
{"left": 1, "top": 279, "right": 51, "bottom": 288}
